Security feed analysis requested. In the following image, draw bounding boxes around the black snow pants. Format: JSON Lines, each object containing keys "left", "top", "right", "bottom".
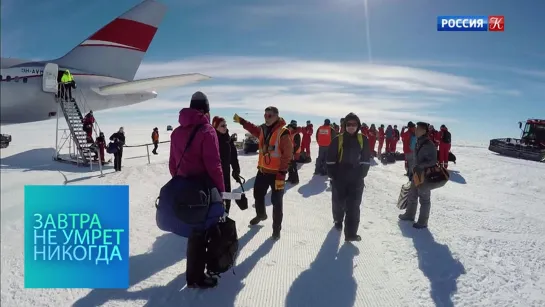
{"left": 287, "top": 160, "right": 299, "bottom": 183}
{"left": 331, "top": 177, "right": 364, "bottom": 237}
{"left": 152, "top": 142, "right": 158, "bottom": 154}
{"left": 63, "top": 83, "right": 73, "bottom": 101}
{"left": 222, "top": 166, "right": 232, "bottom": 213}
{"left": 254, "top": 171, "right": 284, "bottom": 232}
{"left": 186, "top": 230, "right": 207, "bottom": 284}
{"left": 114, "top": 150, "right": 123, "bottom": 171}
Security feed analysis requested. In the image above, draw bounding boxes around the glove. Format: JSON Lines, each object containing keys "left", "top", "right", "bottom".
{"left": 233, "top": 113, "right": 246, "bottom": 125}
{"left": 275, "top": 172, "right": 286, "bottom": 190}
{"left": 232, "top": 170, "right": 240, "bottom": 182}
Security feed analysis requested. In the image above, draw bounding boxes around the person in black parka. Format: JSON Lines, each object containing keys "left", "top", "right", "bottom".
{"left": 212, "top": 116, "right": 241, "bottom": 213}
{"left": 326, "top": 112, "right": 371, "bottom": 242}
{"left": 109, "top": 127, "right": 125, "bottom": 171}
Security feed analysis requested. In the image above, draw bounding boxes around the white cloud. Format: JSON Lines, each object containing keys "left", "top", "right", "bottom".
{"left": 105, "top": 55, "right": 523, "bottom": 125}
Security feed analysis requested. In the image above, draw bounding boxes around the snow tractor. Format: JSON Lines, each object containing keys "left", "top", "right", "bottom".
{"left": 1, "top": 134, "right": 12, "bottom": 149}
{"left": 488, "top": 119, "right": 545, "bottom": 162}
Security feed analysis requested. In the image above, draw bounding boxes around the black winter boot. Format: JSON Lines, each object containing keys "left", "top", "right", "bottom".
{"left": 249, "top": 215, "right": 267, "bottom": 226}
{"left": 413, "top": 222, "right": 427, "bottom": 229}
{"left": 334, "top": 222, "right": 342, "bottom": 231}
{"left": 345, "top": 235, "right": 362, "bottom": 242}
{"left": 271, "top": 229, "right": 280, "bottom": 240}
{"left": 398, "top": 214, "right": 415, "bottom": 222}
{"left": 187, "top": 277, "right": 218, "bottom": 289}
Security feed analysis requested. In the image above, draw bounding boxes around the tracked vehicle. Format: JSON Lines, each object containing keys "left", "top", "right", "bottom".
{"left": 488, "top": 119, "right": 545, "bottom": 162}
{"left": 1, "top": 134, "right": 11, "bottom": 149}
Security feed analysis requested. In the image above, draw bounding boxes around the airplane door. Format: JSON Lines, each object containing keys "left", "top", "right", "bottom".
{"left": 42, "top": 63, "right": 58, "bottom": 93}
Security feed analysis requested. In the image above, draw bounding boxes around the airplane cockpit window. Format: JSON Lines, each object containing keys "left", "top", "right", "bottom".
{"left": 6, "top": 76, "right": 11, "bottom": 82}
{"left": 23, "top": 77, "right": 28, "bottom": 83}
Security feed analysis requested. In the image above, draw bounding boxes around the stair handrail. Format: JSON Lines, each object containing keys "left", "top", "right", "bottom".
{"left": 77, "top": 88, "right": 103, "bottom": 135}
{"left": 57, "top": 98, "right": 85, "bottom": 165}
{"left": 73, "top": 88, "right": 103, "bottom": 176}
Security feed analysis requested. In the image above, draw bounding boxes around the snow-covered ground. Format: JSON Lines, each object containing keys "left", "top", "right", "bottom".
{"left": 2, "top": 120, "right": 545, "bottom": 307}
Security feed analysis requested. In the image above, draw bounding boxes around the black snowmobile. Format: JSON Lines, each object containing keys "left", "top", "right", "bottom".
{"left": 243, "top": 133, "right": 259, "bottom": 154}
{"left": 1, "top": 134, "right": 12, "bottom": 149}
{"left": 488, "top": 119, "right": 545, "bottom": 162}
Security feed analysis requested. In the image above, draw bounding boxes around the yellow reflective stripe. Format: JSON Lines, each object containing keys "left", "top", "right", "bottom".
{"left": 270, "top": 127, "right": 286, "bottom": 158}
{"left": 337, "top": 133, "right": 363, "bottom": 163}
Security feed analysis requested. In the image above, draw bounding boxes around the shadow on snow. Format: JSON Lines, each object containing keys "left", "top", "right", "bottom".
{"left": 72, "top": 225, "right": 268, "bottom": 307}
{"left": 398, "top": 221, "right": 466, "bottom": 307}
{"left": 285, "top": 228, "right": 358, "bottom": 307}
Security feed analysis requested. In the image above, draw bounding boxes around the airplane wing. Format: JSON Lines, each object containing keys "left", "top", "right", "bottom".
{"left": 93, "top": 73, "right": 211, "bottom": 95}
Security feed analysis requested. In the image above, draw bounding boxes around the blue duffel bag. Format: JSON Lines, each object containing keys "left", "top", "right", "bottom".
{"left": 106, "top": 142, "right": 118, "bottom": 154}
{"left": 155, "top": 124, "right": 225, "bottom": 237}
{"left": 155, "top": 177, "right": 225, "bottom": 238}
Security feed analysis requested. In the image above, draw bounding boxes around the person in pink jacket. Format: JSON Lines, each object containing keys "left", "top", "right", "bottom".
{"left": 168, "top": 91, "right": 225, "bottom": 289}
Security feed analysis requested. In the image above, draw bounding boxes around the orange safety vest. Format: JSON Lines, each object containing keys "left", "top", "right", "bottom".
{"left": 290, "top": 132, "right": 301, "bottom": 154}
{"left": 258, "top": 126, "right": 288, "bottom": 172}
{"left": 316, "top": 125, "right": 332, "bottom": 147}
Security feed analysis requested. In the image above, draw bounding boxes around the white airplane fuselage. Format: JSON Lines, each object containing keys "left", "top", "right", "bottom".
{"left": 0, "top": 59, "right": 157, "bottom": 125}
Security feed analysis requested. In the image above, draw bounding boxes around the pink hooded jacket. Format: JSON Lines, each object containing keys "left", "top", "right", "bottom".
{"left": 169, "top": 108, "right": 225, "bottom": 192}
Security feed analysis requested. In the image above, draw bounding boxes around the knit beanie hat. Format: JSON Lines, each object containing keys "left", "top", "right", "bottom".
{"left": 289, "top": 120, "right": 297, "bottom": 127}
{"left": 189, "top": 91, "right": 210, "bottom": 113}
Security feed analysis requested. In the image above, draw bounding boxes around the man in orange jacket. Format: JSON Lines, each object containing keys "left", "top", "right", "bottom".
{"left": 233, "top": 107, "right": 293, "bottom": 240}
{"left": 314, "top": 119, "right": 337, "bottom": 175}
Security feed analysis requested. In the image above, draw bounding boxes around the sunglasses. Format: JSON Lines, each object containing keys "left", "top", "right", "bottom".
{"left": 264, "top": 113, "right": 275, "bottom": 119}
{"left": 219, "top": 124, "right": 227, "bottom": 128}
{"left": 346, "top": 122, "right": 358, "bottom": 127}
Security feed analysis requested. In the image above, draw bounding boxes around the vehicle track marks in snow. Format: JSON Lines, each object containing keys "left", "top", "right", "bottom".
{"left": 2, "top": 129, "right": 545, "bottom": 307}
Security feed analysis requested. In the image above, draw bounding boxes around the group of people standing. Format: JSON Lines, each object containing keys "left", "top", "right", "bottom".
{"left": 165, "top": 90, "right": 454, "bottom": 289}
{"left": 81, "top": 110, "right": 125, "bottom": 171}
{"left": 397, "top": 122, "right": 453, "bottom": 175}
{"left": 167, "top": 91, "right": 373, "bottom": 288}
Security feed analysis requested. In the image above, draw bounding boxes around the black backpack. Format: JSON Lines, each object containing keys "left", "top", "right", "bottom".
{"left": 442, "top": 131, "right": 451, "bottom": 144}
{"left": 205, "top": 217, "right": 239, "bottom": 277}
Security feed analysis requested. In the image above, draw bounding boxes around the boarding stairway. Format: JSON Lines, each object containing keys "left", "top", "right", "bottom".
{"left": 53, "top": 87, "right": 105, "bottom": 174}
{"left": 57, "top": 97, "right": 95, "bottom": 164}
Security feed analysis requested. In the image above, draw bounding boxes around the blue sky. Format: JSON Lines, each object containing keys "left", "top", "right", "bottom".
{"left": 1, "top": 0, "right": 544, "bottom": 142}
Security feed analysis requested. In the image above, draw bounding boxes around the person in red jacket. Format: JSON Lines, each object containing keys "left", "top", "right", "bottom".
{"left": 333, "top": 122, "right": 340, "bottom": 133}
{"left": 428, "top": 125, "right": 440, "bottom": 149}
{"left": 400, "top": 121, "right": 416, "bottom": 175}
{"left": 377, "top": 124, "right": 385, "bottom": 156}
{"left": 368, "top": 124, "right": 377, "bottom": 156}
{"left": 82, "top": 111, "right": 95, "bottom": 140}
{"left": 438, "top": 125, "right": 452, "bottom": 169}
{"left": 301, "top": 120, "right": 313, "bottom": 159}
{"left": 361, "top": 123, "right": 369, "bottom": 137}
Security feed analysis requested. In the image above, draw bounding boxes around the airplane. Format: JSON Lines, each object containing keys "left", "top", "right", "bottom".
{"left": 0, "top": 0, "right": 211, "bottom": 127}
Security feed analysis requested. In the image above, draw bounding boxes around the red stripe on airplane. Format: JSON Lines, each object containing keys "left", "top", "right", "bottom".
{"left": 87, "top": 18, "right": 158, "bottom": 52}
{"left": 78, "top": 44, "right": 142, "bottom": 51}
